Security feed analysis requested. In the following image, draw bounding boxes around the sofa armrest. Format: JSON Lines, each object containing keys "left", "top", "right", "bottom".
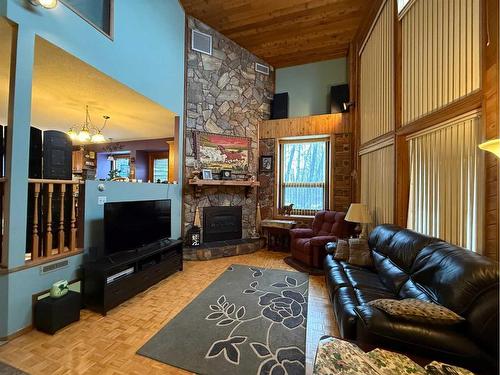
{"left": 289, "top": 228, "right": 314, "bottom": 239}
{"left": 310, "top": 235, "right": 338, "bottom": 246}
{"left": 353, "top": 305, "right": 480, "bottom": 362}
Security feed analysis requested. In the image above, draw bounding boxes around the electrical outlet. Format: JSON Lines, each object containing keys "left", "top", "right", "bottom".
{"left": 98, "top": 196, "right": 107, "bottom": 205}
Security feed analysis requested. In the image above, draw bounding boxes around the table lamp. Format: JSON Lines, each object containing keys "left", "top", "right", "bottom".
{"left": 345, "top": 203, "right": 372, "bottom": 239}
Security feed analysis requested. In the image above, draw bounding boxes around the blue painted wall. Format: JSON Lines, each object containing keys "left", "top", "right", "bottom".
{"left": 0, "top": 0, "right": 185, "bottom": 338}
{"left": 275, "top": 58, "right": 348, "bottom": 118}
{"left": 3, "top": 254, "right": 84, "bottom": 339}
{"left": 5, "top": 0, "right": 185, "bottom": 113}
{"left": 83, "top": 180, "right": 182, "bottom": 258}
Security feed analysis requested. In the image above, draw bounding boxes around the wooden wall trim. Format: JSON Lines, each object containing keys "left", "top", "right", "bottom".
{"left": 359, "top": 137, "right": 394, "bottom": 156}
{"left": 359, "top": 132, "right": 394, "bottom": 154}
{"left": 359, "top": 0, "right": 389, "bottom": 55}
{"left": 259, "top": 114, "right": 349, "bottom": 139}
{"left": 396, "top": 91, "right": 483, "bottom": 136}
{"left": 397, "top": 0, "right": 418, "bottom": 20}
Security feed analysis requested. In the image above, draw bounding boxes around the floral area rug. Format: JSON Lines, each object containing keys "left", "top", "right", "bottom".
{"left": 138, "top": 264, "right": 308, "bottom": 375}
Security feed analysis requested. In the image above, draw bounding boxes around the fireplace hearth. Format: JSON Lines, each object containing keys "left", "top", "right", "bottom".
{"left": 203, "top": 206, "right": 242, "bottom": 243}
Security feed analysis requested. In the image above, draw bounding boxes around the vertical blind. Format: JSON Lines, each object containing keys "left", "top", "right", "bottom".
{"left": 360, "top": 144, "right": 395, "bottom": 226}
{"left": 401, "top": 0, "right": 481, "bottom": 125}
{"left": 407, "top": 113, "right": 482, "bottom": 252}
{"left": 360, "top": 0, "right": 395, "bottom": 144}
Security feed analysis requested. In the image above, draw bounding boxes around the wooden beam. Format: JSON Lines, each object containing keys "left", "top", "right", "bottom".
{"left": 396, "top": 91, "right": 483, "bottom": 136}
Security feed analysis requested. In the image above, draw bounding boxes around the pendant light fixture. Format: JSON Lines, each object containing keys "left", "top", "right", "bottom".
{"left": 29, "top": 0, "right": 58, "bottom": 9}
{"left": 67, "top": 106, "right": 110, "bottom": 144}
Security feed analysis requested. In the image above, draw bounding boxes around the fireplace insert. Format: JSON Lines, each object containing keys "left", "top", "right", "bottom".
{"left": 203, "top": 206, "right": 242, "bottom": 242}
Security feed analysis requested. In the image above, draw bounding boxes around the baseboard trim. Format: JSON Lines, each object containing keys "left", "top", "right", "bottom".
{"left": 0, "top": 325, "right": 32, "bottom": 342}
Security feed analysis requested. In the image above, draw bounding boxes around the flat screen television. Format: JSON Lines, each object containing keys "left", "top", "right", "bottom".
{"left": 104, "top": 199, "right": 171, "bottom": 254}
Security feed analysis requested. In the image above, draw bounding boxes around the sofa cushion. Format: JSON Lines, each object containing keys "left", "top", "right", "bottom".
{"left": 348, "top": 238, "right": 373, "bottom": 267}
{"left": 369, "top": 225, "right": 437, "bottom": 273}
{"left": 343, "top": 267, "right": 388, "bottom": 293}
{"left": 368, "top": 298, "right": 465, "bottom": 325}
{"left": 334, "top": 239, "right": 349, "bottom": 261}
{"left": 372, "top": 251, "right": 411, "bottom": 295}
{"left": 410, "top": 241, "right": 499, "bottom": 316}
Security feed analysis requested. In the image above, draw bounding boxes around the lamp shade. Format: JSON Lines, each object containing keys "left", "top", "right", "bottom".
{"left": 479, "top": 139, "right": 500, "bottom": 158}
{"left": 345, "top": 203, "right": 371, "bottom": 224}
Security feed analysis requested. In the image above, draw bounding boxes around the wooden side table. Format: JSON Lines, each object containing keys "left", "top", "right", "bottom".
{"left": 261, "top": 219, "right": 296, "bottom": 252}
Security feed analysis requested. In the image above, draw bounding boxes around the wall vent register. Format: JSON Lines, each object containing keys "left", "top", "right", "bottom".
{"left": 255, "top": 63, "right": 270, "bottom": 75}
{"left": 192, "top": 30, "right": 212, "bottom": 55}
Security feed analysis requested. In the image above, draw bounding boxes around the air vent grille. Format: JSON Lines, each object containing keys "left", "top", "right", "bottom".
{"left": 255, "top": 63, "right": 270, "bottom": 75}
{"left": 40, "top": 259, "right": 69, "bottom": 275}
{"left": 192, "top": 30, "right": 212, "bottom": 56}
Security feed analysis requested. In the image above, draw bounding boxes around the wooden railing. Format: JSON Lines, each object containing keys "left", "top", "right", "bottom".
{"left": 26, "top": 179, "right": 84, "bottom": 263}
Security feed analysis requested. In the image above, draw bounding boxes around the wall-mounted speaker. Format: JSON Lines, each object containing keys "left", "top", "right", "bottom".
{"left": 271, "top": 92, "right": 289, "bottom": 120}
{"left": 330, "top": 84, "right": 350, "bottom": 113}
{"left": 43, "top": 130, "right": 72, "bottom": 180}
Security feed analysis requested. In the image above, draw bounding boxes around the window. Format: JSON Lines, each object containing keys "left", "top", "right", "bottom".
{"left": 153, "top": 159, "right": 168, "bottom": 182}
{"left": 113, "top": 156, "right": 130, "bottom": 178}
{"left": 397, "top": 0, "right": 412, "bottom": 14}
{"left": 279, "top": 139, "right": 329, "bottom": 216}
{"left": 62, "top": 0, "right": 113, "bottom": 37}
{"left": 149, "top": 152, "right": 169, "bottom": 183}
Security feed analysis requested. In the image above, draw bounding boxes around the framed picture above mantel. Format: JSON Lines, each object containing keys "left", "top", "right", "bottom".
{"left": 195, "top": 132, "right": 251, "bottom": 174}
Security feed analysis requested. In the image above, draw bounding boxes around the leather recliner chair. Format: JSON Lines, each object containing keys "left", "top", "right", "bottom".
{"left": 324, "top": 224, "right": 499, "bottom": 373}
{"left": 290, "top": 210, "right": 355, "bottom": 269}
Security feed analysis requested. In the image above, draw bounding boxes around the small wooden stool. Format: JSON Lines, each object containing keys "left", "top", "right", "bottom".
{"left": 261, "top": 219, "right": 297, "bottom": 252}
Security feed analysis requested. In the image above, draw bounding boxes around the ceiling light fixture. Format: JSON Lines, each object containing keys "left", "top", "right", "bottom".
{"left": 29, "top": 0, "right": 58, "bottom": 9}
{"left": 68, "top": 106, "right": 110, "bottom": 144}
{"left": 342, "top": 101, "right": 355, "bottom": 111}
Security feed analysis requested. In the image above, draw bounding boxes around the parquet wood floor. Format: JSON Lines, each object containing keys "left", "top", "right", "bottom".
{"left": 0, "top": 250, "right": 339, "bottom": 375}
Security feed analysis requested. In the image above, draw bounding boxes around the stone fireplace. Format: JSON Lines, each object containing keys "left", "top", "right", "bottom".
{"left": 203, "top": 206, "right": 242, "bottom": 242}
{"left": 182, "top": 17, "right": 273, "bottom": 260}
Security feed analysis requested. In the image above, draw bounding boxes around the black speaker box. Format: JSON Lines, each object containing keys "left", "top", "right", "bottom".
{"left": 271, "top": 92, "right": 289, "bottom": 120}
{"left": 43, "top": 130, "right": 72, "bottom": 180}
{"left": 29, "top": 127, "right": 43, "bottom": 179}
{"left": 330, "top": 84, "right": 350, "bottom": 113}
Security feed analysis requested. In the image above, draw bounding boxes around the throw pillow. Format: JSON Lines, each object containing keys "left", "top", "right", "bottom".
{"left": 333, "top": 239, "right": 349, "bottom": 261}
{"left": 348, "top": 238, "right": 373, "bottom": 267}
{"left": 368, "top": 298, "right": 465, "bottom": 325}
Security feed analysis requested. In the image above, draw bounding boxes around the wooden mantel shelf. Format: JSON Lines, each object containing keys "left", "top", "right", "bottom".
{"left": 188, "top": 179, "right": 260, "bottom": 197}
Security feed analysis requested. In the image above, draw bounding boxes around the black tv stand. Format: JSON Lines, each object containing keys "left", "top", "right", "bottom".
{"left": 83, "top": 239, "right": 183, "bottom": 315}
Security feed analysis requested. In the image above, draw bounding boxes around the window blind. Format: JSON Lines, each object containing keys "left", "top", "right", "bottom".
{"left": 407, "top": 112, "right": 482, "bottom": 252}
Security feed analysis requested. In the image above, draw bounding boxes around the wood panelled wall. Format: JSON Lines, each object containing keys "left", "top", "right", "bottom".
{"left": 401, "top": 0, "right": 481, "bottom": 125}
{"left": 258, "top": 114, "right": 352, "bottom": 223}
{"left": 360, "top": 0, "right": 395, "bottom": 144}
{"left": 483, "top": 0, "right": 499, "bottom": 260}
{"left": 360, "top": 143, "right": 395, "bottom": 225}
{"left": 351, "top": 0, "right": 499, "bottom": 260}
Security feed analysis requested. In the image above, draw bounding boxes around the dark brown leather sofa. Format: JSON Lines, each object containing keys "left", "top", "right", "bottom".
{"left": 324, "top": 224, "right": 499, "bottom": 373}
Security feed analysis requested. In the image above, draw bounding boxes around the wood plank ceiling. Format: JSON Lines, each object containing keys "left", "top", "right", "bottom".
{"left": 180, "top": 0, "right": 371, "bottom": 68}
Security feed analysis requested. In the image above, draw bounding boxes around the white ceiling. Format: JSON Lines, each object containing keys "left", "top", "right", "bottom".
{"left": 0, "top": 19, "right": 176, "bottom": 142}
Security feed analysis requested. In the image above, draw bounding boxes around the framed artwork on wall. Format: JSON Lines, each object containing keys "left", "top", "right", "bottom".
{"left": 195, "top": 132, "right": 251, "bottom": 174}
{"left": 260, "top": 155, "right": 274, "bottom": 172}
